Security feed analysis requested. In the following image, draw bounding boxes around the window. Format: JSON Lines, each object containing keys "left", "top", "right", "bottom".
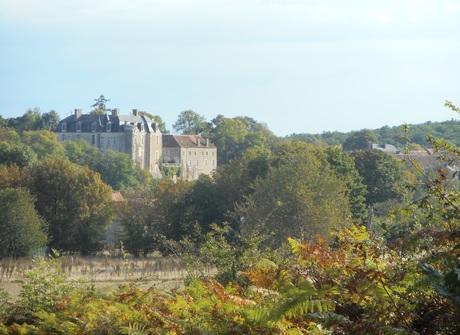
{"left": 212, "top": 160, "right": 215, "bottom": 166}
{"left": 189, "top": 151, "right": 191, "bottom": 155}
{"left": 92, "top": 123, "right": 97, "bottom": 132}
{"left": 107, "top": 122, "right": 111, "bottom": 132}
{"left": 100, "top": 137, "right": 105, "bottom": 146}
{"left": 155, "top": 151, "right": 159, "bottom": 163}
{"left": 141, "top": 136, "right": 144, "bottom": 145}
{"left": 61, "top": 123, "right": 66, "bottom": 132}
{"left": 92, "top": 135, "right": 96, "bottom": 145}
{"left": 76, "top": 134, "right": 81, "bottom": 139}
{"left": 205, "top": 160, "right": 208, "bottom": 166}
{"left": 139, "top": 150, "right": 143, "bottom": 157}
{"left": 156, "top": 136, "right": 159, "bottom": 146}
{"left": 188, "top": 160, "right": 191, "bottom": 166}
{"left": 107, "top": 137, "right": 110, "bottom": 148}
{"left": 206, "top": 152, "right": 208, "bottom": 156}
{"left": 194, "top": 151, "right": 196, "bottom": 155}
{"left": 76, "top": 122, "right": 81, "bottom": 132}
{"left": 62, "top": 134, "right": 66, "bottom": 141}
{"left": 196, "top": 160, "right": 199, "bottom": 166}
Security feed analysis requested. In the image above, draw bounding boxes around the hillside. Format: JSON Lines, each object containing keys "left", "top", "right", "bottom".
{"left": 286, "top": 118, "right": 460, "bottom": 148}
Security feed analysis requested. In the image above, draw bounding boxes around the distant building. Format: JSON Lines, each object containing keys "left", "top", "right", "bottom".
{"left": 162, "top": 134, "right": 217, "bottom": 181}
{"left": 370, "top": 143, "right": 401, "bottom": 154}
{"left": 56, "top": 108, "right": 162, "bottom": 177}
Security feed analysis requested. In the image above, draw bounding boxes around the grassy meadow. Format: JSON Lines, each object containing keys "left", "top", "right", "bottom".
{"left": 0, "top": 255, "right": 186, "bottom": 300}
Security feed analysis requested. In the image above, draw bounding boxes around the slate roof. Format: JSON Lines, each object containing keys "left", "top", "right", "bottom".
{"left": 56, "top": 111, "right": 159, "bottom": 133}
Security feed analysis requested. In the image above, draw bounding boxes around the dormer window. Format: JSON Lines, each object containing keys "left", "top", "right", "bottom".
{"left": 92, "top": 122, "right": 97, "bottom": 132}
{"left": 76, "top": 122, "right": 82, "bottom": 132}
{"left": 107, "top": 122, "right": 112, "bottom": 132}
{"left": 61, "top": 122, "right": 66, "bottom": 132}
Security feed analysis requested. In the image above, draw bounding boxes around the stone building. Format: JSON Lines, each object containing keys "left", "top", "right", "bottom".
{"left": 162, "top": 134, "right": 217, "bottom": 181}
{"left": 56, "top": 108, "right": 162, "bottom": 177}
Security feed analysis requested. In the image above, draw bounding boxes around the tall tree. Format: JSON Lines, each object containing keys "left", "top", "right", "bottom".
{"left": 239, "top": 142, "right": 351, "bottom": 249}
{"left": 172, "top": 110, "right": 208, "bottom": 135}
{"left": 352, "top": 149, "right": 407, "bottom": 205}
{"left": 38, "top": 110, "right": 61, "bottom": 131}
{"left": 91, "top": 94, "right": 110, "bottom": 113}
{"left": 30, "top": 158, "right": 114, "bottom": 255}
{"left": 210, "top": 115, "right": 276, "bottom": 165}
{"left": 325, "top": 146, "right": 368, "bottom": 221}
{"left": 0, "top": 187, "right": 47, "bottom": 258}
{"left": 342, "top": 129, "right": 378, "bottom": 151}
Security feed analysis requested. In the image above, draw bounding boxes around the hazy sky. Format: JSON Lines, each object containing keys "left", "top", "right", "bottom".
{"left": 1, "top": 0, "right": 459, "bottom": 136}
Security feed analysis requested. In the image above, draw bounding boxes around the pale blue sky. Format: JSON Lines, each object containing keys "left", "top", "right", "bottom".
{"left": 1, "top": 0, "right": 459, "bottom": 136}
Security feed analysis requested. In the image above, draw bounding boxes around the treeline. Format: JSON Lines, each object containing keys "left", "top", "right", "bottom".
{"left": 286, "top": 119, "right": 460, "bottom": 149}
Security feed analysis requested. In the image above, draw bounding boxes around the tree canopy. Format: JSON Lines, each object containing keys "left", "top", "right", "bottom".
{"left": 0, "top": 187, "right": 47, "bottom": 258}
{"left": 30, "top": 158, "right": 114, "bottom": 255}
{"left": 172, "top": 110, "right": 208, "bottom": 135}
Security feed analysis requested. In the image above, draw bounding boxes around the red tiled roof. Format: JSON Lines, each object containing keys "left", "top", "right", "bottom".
{"left": 163, "top": 135, "right": 216, "bottom": 148}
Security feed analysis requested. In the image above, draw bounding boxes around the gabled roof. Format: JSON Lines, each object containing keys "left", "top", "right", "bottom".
{"left": 163, "top": 134, "right": 216, "bottom": 148}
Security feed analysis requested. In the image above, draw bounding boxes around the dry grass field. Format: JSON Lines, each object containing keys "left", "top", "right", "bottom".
{"left": 0, "top": 255, "right": 187, "bottom": 301}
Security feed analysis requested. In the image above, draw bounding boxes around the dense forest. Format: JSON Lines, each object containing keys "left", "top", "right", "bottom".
{"left": 0, "top": 103, "right": 460, "bottom": 334}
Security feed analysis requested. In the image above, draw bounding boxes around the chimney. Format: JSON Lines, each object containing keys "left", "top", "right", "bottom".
{"left": 111, "top": 108, "right": 120, "bottom": 117}
{"left": 206, "top": 138, "right": 209, "bottom": 147}
{"left": 132, "top": 109, "right": 138, "bottom": 116}
{"left": 197, "top": 136, "right": 200, "bottom": 147}
{"left": 74, "top": 109, "right": 82, "bottom": 119}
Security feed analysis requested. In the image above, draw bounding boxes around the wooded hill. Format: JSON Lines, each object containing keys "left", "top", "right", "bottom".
{"left": 286, "top": 118, "right": 460, "bottom": 149}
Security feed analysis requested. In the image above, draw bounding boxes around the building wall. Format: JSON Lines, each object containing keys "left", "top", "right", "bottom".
{"left": 163, "top": 145, "right": 217, "bottom": 180}
{"left": 57, "top": 112, "right": 162, "bottom": 177}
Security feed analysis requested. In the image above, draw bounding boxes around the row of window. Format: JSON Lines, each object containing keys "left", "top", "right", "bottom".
{"left": 186, "top": 160, "right": 215, "bottom": 167}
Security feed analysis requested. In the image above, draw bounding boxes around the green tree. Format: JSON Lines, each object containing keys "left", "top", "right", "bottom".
{"left": 21, "top": 130, "right": 65, "bottom": 160}
{"left": 64, "top": 138, "right": 102, "bottom": 170}
{"left": 14, "top": 108, "right": 42, "bottom": 132}
{"left": 211, "top": 117, "right": 248, "bottom": 164}
{"left": 30, "top": 158, "right": 114, "bottom": 255}
{"left": 342, "top": 129, "right": 378, "bottom": 151}
{"left": 325, "top": 146, "right": 368, "bottom": 221}
{"left": 90, "top": 94, "right": 110, "bottom": 113}
{"left": 38, "top": 110, "right": 61, "bottom": 131}
{"left": 0, "top": 141, "right": 37, "bottom": 167}
{"left": 352, "top": 149, "right": 407, "bottom": 205}
{"left": 172, "top": 110, "right": 208, "bottom": 135}
{"left": 210, "top": 115, "right": 276, "bottom": 165}
{"left": 118, "top": 190, "right": 157, "bottom": 257}
{"left": 150, "top": 179, "right": 192, "bottom": 248}
{"left": 97, "top": 150, "right": 143, "bottom": 190}
{"left": 212, "top": 147, "right": 271, "bottom": 226}
{"left": 239, "top": 142, "right": 351, "bottom": 249}
{"left": 0, "top": 188, "right": 47, "bottom": 258}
